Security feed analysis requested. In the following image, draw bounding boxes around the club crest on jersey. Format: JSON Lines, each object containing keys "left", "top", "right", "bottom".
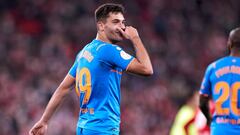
{"left": 116, "top": 46, "right": 121, "bottom": 50}
{"left": 120, "top": 50, "right": 131, "bottom": 60}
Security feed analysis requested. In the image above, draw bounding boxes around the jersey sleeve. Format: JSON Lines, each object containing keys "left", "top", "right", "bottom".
{"left": 199, "top": 64, "right": 213, "bottom": 96}
{"left": 68, "top": 56, "right": 79, "bottom": 78}
{"left": 99, "top": 45, "right": 134, "bottom": 70}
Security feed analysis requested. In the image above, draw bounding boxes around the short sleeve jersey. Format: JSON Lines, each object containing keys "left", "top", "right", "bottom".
{"left": 68, "top": 39, "right": 134, "bottom": 134}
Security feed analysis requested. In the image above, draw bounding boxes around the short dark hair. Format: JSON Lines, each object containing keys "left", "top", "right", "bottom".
{"left": 229, "top": 27, "right": 240, "bottom": 49}
{"left": 95, "top": 3, "right": 125, "bottom": 22}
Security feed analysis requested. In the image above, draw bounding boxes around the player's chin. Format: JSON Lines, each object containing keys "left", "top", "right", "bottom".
{"left": 118, "top": 35, "right": 125, "bottom": 41}
{"left": 111, "top": 37, "right": 123, "bottom": 43}
{"left": 111, "top": 39, "right": 121, "bottom": 44}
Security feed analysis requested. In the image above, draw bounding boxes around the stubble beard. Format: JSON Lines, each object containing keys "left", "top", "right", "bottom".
{"left": 109, "top": 32, "right": 123, "bottom": 44}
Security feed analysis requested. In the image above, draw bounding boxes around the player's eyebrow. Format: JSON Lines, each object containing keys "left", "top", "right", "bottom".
{"left": 111, "top": 19, "right": 126, "bottom": 23}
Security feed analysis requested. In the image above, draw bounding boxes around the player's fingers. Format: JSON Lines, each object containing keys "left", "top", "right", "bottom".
{"left": 126, "top": 26, "right": 137, "bottom": 33}
{"left": 116, "top": 27, "right": 125, "bottom": 34}
{"left": 116, "top": 27, "right": 123, "bottom": 34}
{"left": 126, "top": 26, "right": 132, "bottom": 29}
{"left": 29, "top": 128, "right": 36, "bottom": 135}
{"left": 117, "top": 27, "right": 128, "bottom": 39}
{"left": 32, "top": 129, "right": 43, "bottom": 135}
{"left": 38, "top": 126, "right": 47, "bottom": 135}
{"left": 29, "top": 124, "right": 43, "bottom": 135}
{"left": 125, "top": 26, "right": 134, "bottom": 31}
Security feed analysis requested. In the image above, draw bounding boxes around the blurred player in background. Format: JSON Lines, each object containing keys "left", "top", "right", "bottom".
{"left": 29, "top": 3, "right": 153, "bottom": 135}
{"left": 195, "top": 100, "right": 213, "bottom": 135}
{"left": 170, "top": 83, "right": 212, "bottom": 135}
{"left": 199, "top": 27, "right": 240, "bottom": 134}
{"left": 170, "top": 90, "right": 199, "bottom": 135}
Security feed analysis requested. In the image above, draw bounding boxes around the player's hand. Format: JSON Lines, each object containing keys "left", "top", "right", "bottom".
{"left": 29, "top": 120, "right": 48, "bottom": 135}
{"left": 117, "top": 26, "right": 139, "bottom": 41}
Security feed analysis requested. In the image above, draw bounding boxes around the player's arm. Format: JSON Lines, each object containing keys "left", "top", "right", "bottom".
{"left": 29, "top": 74, "right": 75, "bottom": 135}
{"left": 118, "top": 26, "right": 153, "bottom": 76}
{"left": 199, "top": 94, "right": 212, "bottom": 126}
{"left": 199, "top": 64, "right": 213, "bottom": 127}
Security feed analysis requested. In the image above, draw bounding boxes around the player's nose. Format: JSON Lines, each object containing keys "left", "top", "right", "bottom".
{"left": 119, "top": 23, "right": 126, "bottom": 30}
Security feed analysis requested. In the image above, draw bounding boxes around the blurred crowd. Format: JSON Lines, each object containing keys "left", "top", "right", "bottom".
{"left": 0, "top": 0, "right": 239, "bottom": 135}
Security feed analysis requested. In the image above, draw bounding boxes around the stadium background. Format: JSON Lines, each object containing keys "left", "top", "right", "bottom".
{"left": 0, "top": 0, "right": 239, "bottom": 134}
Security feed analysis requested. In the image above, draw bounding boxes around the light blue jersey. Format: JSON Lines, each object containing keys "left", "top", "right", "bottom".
{"left": 200, "top": 56, "right": 240, "bottom": 134}
{"left": 68, "top": 39, "right": 134, "bottom": 134}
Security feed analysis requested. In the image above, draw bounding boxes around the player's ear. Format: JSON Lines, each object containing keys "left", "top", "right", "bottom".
{"left": 97, "top": 22, "right": 104, "bottom": 32}
{"left": 227, "top": 39, "right": 232, "bottom": 54}
{"left": 228, "top": 39, "right": 233, "bottom": 48}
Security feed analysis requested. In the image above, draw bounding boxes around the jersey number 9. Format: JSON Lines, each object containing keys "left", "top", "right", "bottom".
{"left": 75, "top": 67, "right": 92, "bottom": 104}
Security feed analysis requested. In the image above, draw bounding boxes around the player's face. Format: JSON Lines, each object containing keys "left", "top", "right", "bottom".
{"left": 102, "top": 12, "right": 126, "bottom": 43}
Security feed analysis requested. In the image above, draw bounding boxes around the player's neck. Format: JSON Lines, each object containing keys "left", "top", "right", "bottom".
{"left": 96, "top": 33, "right": 113, "bottom": 44}
{"left": 230, "top": 49, "right": 240, "bottom": 57}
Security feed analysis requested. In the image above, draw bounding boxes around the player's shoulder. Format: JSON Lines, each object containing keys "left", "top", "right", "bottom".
{"left": 215, "top": 56, "right": 231, "bottom": 63}
{"left": 94, "top": 41, "right": 122, "bottom": 52}
{"left": 207, "top": 56, "right": 229, "bottom": 69}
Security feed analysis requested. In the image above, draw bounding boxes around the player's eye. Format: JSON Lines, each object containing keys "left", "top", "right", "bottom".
{"left": 112, "top": 20, "right": 120, "bottom": 23}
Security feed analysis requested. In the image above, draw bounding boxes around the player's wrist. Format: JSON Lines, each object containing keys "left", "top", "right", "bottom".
{"left": 130, "top": 36, "right": 140, "bottom": 42}
{"left": 40, "top": 117, "right": 49, "bottom": 124}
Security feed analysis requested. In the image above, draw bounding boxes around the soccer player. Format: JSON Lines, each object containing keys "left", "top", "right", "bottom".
{"left": 199, "top": 27, "right": 240, "bottom": 134}
{"left": 29, "top": 3, "right": 153, "bottom": 135}
{"left": 170, "top": 90, "right": 199, "bottom": 135}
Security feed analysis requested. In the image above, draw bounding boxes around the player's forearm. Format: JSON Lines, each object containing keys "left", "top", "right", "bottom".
{"left": 199, "top": 95, "right": 211, "bottom": 126}
{"left": 40, "top": 87, "right": 70, "bottom": 123}
{"left": 131, "top": 37, "right": 153, "bottom": 74}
